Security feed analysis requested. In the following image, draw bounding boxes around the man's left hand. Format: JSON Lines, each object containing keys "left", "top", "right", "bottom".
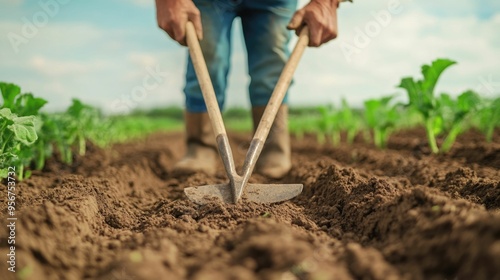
{"left": 287, "top": 0, "right": 339, "bottom": 47}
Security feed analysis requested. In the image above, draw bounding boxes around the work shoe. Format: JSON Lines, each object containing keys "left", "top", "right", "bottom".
{"left": 252, "top": 105, "right": 292, "bottom": 179}
{"left": 173, "top": 112, "right": 218, "bottom": 175}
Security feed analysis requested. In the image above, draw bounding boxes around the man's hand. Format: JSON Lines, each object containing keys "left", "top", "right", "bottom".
{"left": 287, "top": 0, "right": 339, "bottom": 47}
{"left": 155, "top": 0, "right": 202, "bottom": 46}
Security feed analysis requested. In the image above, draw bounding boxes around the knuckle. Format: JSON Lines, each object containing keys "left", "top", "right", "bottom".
{"left": 310, "top": 40, "right": 320, "bottom": 47}
{"left": 160, "top": 20, "right": 173, "bottom": 30}
{"left": 166, "top": 19, "right": 175, "bottom": 26}
{"left": 159, "top": 23, "right": 169, "bottom": 32}
{"left": 296, "top": 9, "right": 305, "bottom": 16}
{"left": 328, "top": 29, "right": 338, "bottom": 39}
{"left": 174, "top": 32, "right": 182, "bottom": 41}
{"left": 157, "top": 19, "right": 167, "bottom": 29}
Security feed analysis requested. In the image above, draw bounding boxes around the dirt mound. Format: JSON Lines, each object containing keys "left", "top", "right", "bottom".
{"left": 0, "top": 130, "right": 499, "bottom": 280}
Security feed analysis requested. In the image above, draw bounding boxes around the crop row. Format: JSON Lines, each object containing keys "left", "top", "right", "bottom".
{"left": 2, "top": 58, "right": 498, "bottom": 179}
{"left": 290, "top": 58, "right": 500, "bottom": 153}
{"left": 0, "top": 83, "right": 180, "bottom": 180}
{"left": 0, "top": 83, "right": 113, "bottom": 179}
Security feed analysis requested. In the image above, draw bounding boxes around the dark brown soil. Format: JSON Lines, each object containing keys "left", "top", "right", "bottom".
{"left": 1, "top": 129, "right": 499, "bottom": 280}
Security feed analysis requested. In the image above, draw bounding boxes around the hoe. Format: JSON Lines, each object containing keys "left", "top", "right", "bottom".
{"left": 183, "top": 22, "right": 308, "bottom": 204}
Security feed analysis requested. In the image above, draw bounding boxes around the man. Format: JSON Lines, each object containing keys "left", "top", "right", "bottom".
{"left": 155, "top": 0, "right": 350, "bottom": 178}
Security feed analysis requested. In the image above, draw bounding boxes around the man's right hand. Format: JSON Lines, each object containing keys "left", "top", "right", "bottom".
{"left": 155, "top": 0, "right": 203, "bottom": 46}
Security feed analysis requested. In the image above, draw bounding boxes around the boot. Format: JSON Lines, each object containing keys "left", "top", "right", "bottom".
{"left": 252, "top": 105, "right": 291, "bottom": 179}
{"left": 173, "top": 112, "right": 218, "bottom": 175}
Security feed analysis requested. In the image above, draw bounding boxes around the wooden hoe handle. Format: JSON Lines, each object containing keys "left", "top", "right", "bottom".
{"left": 185, "top": 21, "right": 227, "bottom": 137}
{"left": 253, "top": 26, "right": 309, "bottom": 142}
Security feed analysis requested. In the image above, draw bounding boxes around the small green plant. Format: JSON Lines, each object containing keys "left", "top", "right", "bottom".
{"left": 316, "top": 101, "right": 364, "bottom": 146}
{"left": 18, "top": 265, "right": 34, "bottom": 280}
{"left": 399, "top": 58, "right": 457, "bottom": 153}
{"left": 261, "top": 212, "right": 271, "bottom": 218}
{"left": 317, "top": 105, "right": 341, "bottom": 145}
{"left": 289, "top": 112, "right": 322, "bottom": 141}
{"left": 1, "top": 82, "right": 116, "bottom": 176}
{"left": 129, "top": 251, "right": 143, "bottom": 263}
{"left": 364, "top": 96, "right": 399, "bottom": 149}
{"left": 66, "top": 99, "right": 109, "bottom": 155}
{"left": 0, "top": 83, "right": 45, "bottom": 179}
{"left": 0, "top": 83, "right": 47, "bottom": 116}
{"left": 338, "top": 99, "right": 363, "bottom": 144}
{"left": 474, "top": 97, "right": 500, "bottom": 142}
{"left": 437, "top": 90, "right": 480, "bottom": 153}
{"left": 1, "top": 81, "right": 190, "bottom": 179}
{"left": 0, "top": 109, "right": 39, "bottom": 179}
{"left": 38, "top": 113, "right": 75, "bottom": 165}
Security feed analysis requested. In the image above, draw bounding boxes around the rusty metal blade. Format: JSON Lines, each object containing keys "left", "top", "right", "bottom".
{"left": 184, "top": 183, "right": 303, "bottom": 205}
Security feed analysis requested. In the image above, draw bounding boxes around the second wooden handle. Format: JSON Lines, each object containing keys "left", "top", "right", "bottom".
{"left": 253, "top": 26, "right": 309, "bottom": 141}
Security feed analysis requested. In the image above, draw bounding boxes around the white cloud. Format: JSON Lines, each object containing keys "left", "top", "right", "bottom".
{"left": 30, "top": 56, "right": 110, "bottom": 77}
{"left": 128, "top": 52, "right": 157, "bottom": 68}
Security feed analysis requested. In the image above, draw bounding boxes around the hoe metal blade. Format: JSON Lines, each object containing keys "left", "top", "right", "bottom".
{"left": 184, "top": 183, "right": 303, "bottom": 205}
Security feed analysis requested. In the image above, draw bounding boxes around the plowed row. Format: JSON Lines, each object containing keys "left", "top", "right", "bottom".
{"left": 1, "top": 129, "right": 499, "bottom": 280}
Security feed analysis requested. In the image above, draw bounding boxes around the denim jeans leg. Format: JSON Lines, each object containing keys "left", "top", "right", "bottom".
{"left": 240, "top": 0, "right": 298, "bottom": 107}
{"left": 184, "top": 1, "right": 238, "bottom": 113}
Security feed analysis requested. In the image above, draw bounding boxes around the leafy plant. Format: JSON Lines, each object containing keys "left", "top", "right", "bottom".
{"left": 1, "top": 82, "right": 115, "bottom": 176}
{"left": 474, "top": 97, "right": 500, "bottom": 142}
{"left": 36, "top": 113, "right": 74, "bottom": 166}
{"left": 0, "top": 108, "right": 39, "bottom": 179}
{"left": 338, "top": 99, "right": 363, "bottom": 144}
{"left": 315, "top": 101, "right": 365, "bottom": 146}
{"left": 317, "top": 105, "right": 341, "bottom": 145}
{"left": 289, "top": 118, "right": 311, "bottom": 141}
{"left": 66, "top": 99, "right": 102, "bottom": 156}
{"left": 364, "top": 96, "right": 399, "bottom": 149}
{"left": 0, "top": 83, "right": 47, "bottom": 116}
{"left": 36, "top": 99, "right": 112, "bottom": 166}
{"left": 1, "top": 83, "right": 45, "bottom": 179}
{"left": 437, "top": 90, "right": 480, "bottom": 152}
{"left": 399, "top": 58, "right": 457, "bottom": 153}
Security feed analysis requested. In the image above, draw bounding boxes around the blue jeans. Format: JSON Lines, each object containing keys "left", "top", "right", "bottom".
{"left": 184, "top": 0, "right": 298, "bottom": 113}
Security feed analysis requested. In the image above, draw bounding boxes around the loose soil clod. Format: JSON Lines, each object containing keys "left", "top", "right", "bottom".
{"left": 1, "top": 129, "right": 499, "bottom": 280}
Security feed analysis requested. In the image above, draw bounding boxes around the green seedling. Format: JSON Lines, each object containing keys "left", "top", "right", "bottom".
{"left": 364, "top": 96, "right": 399, "bottom": 149}
{"left": 338, "top": 98, "right": 363, "bottom": 144}
{"left": 437, "top": 90, "right": 480, "bottom": 152}
{"left": 474, "top": 97, "right": 500, "bottom": 142}
{"left": 399, "top": 58, "right": 457, "bottom": 153}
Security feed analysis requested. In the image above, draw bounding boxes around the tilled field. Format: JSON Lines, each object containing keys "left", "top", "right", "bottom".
{"left": 1, "top": 129, "right": 499, "bottom": 280}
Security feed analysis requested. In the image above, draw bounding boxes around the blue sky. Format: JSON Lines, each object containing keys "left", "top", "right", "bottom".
{"left": 1, "top": 0, "right": 499, "bottom": 113}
